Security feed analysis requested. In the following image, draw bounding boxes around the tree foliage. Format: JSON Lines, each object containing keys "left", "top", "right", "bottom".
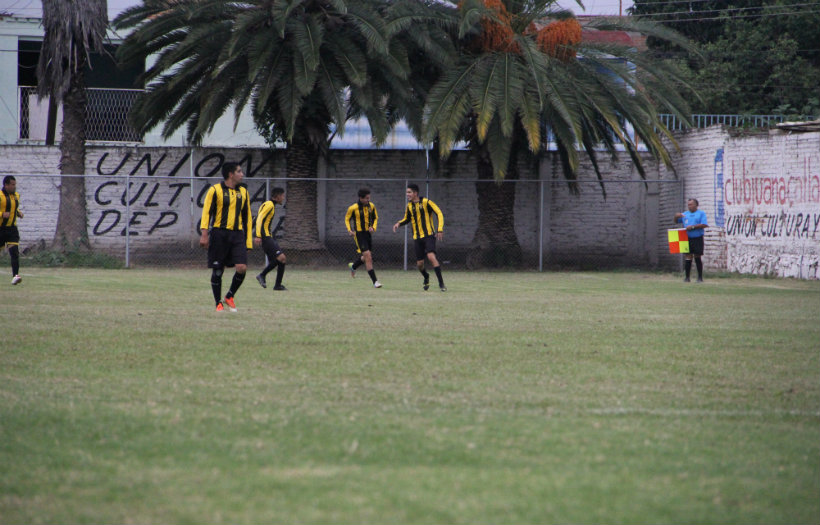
{"left": 420, "top": 0, "right": 697, "bottom": 266}
{"left": 424, "top": 0, "right": 697, "bottom": 183}
{"left": 37, "top": 0, "right": 109, "bottom": 250}
{"left": 631, "top": 0, "right": 820, "bottom": 116}
{"left": 114, "top": 0, "right": 452, "bottom": 250}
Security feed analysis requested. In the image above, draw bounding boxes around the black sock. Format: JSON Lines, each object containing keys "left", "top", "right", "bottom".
{"left": 685, "top": 260, "right": 692, "bottom": 279}
{"left": 211, "top": 269, "right": 223, "bottom": 305}
{"left": 352, "top": 259, "right": 364, "bottom": 270}
{"left": 275, "top": 262, "right": 286, "bottom": 286}
{"left": 9, "top": 245, "right": 19, "bottom": 276}
{"left": 695, "top": 258, "right": 703, "bottom": 279}
{"left": 227, "top": 272, "right": 246, "bottom": 297}
{"left": 434, "top": 266, "right": 444, "bottom": 287}
{"left": 367, "top": 269, "right": 377, "bottom": 283}
{"left": 420, "top": 269, "right": 429, "bottom": 282}
{"left": 261, "top": 261, "right": 277, "bottom": 278}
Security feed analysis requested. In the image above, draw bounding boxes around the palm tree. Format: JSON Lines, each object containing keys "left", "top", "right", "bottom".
{"left": 37, "top": 0, "right": 108, "bottom": 249}
{"left": 115, "top": 0, "right": 444, "bottom": 253}
{"left": 422, "top": 0, "right": 696, "bottom": 267}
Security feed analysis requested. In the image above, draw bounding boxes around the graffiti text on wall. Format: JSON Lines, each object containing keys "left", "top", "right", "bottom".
{"left": 90, "top": 151, "right": 275, "bottom": 236}
{"left": 96, "top": 151, "right": 274, "bottom": 178}
{"left": 725, "top": 158, "right": 820, "bottom": 208}
{"left": 92, "top": 181, "right": 190, "bottom": 236}
{"left": 724, "top": 213, "right": 820, "bottom": 239}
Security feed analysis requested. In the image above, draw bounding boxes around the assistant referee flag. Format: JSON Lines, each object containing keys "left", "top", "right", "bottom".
{"left": 668, "top": 228, "right": 690, "bottom": 254}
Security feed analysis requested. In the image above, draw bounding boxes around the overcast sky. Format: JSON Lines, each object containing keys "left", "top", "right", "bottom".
{"left": 1, "top": 0, "right": 634, "bottom": 20}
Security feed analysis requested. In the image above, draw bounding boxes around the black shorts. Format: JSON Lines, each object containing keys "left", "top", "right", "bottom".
{"left": 207, "top": 228, "right": 248, "bottom": 269}
{"left": 414, "top": 235, "right": 437, "bottom": 261}
{"left": 261, "top": 236, "right": 283, "bottom": 259}
{"left": 354, "top": 231, "right": 373, "bottom": 254}
{"left": 0, "top": 226, "right": 20, "bottom": 247}
{"left": 688, "top": 236, "right": 704, "bottom": 256}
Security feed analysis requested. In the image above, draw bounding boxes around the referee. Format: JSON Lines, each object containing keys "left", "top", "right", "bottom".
{"left": 199, "top": 162, "right": 253, "bottom": 312}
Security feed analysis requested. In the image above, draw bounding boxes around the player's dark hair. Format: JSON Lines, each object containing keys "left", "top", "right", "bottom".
{"left": 221, "top": 162, "right": 241, "bottom": 179}
{"left": 3, "top": 175, "right": 15, "bottom": 186}
{"left": 407, "top": 183, "right": 419, "bottom": 193}
{"left": 271, "top": 187, "right": 285, "bottom": 197}
{"left": 688, "top": 198, "right": 699, "bottom": 205}
{"left": 358, "top": 188, "right": 371, "bottom": 199}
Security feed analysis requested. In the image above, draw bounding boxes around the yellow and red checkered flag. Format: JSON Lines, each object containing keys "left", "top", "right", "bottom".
{"left": 668, "top": 228, "right": 690, "bottom": 254}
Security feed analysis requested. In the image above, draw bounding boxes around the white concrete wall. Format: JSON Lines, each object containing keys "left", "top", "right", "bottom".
{"left": 721, "top": 131, "right": 819, "bottom": 279}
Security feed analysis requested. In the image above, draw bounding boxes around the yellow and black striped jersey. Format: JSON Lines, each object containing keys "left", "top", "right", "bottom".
{"left": 345, "top": 202, "right": 378, "bottom": 233}
{"left": 0, "top": 190, "right": 21, "bottom": 227}
{"left": 200, "top": 182, "right": 252, "bottom": 248}
{"left": 255, "top": 200, "right": 280, "bottom": 238}
{"left": 398, "top": 198, "right": 443, "bottom": 239}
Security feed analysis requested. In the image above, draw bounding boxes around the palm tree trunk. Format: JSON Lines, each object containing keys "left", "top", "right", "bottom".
{"left": 282, "top": 132, "right": 325, "bottom": 252}
{"left": 466, "top": 146, "right": 522, "bottom": 268}
{"left": 53, "top": 60, "right": 89, "bottom": 250}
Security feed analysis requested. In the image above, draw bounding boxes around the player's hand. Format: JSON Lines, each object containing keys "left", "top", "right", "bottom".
{"left": 1, "top": 211, "right": 8, "bottom": 218}
{"left": 392, "top": 223, "right": 399, "bottom": 233}
{"left": 348, "top": 230, "right": 355, "bottom": 236}
{"left": 368, "top": 227, "right": 375, "bottom": 233}
{"left": 436, "top": 232, "right": 443, "bottom": 241}
{"left": 16, "top": 211, "right": 23, "bottom": 218}
{"left": 199, "top": 231, "right": 209, "bottom": 248}
{"left": 254, "top": 237, "right": 262, "bottom": 247}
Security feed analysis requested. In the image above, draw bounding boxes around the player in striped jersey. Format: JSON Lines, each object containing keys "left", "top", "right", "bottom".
{"left": 345, "top": 188, "right": 382, "bottom": 288}
{"left": 1, "top": 176, "right": 23, "bottom": 285}
{"left": 199, "top": 163, "right": 253, "bottom": 312}
{"left": 393, "top": 183, "right": 446, "bottom": 291}
{"left": 254, "top": 187, "right": 287, "bottom": 290}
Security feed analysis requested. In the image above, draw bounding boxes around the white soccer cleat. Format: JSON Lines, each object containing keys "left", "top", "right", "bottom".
{"left": 11, "top": 275, "right": 21, "bottom": 285}
{"left": 373, "top": 280, "right": 382, "bottom": 288}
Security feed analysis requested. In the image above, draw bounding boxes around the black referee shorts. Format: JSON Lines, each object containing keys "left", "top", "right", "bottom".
{"left": 688, "top": 236, "right": 704, "bottom": 256}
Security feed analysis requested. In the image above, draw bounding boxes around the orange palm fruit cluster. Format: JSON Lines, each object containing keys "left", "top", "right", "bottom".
{"left": 536, "top": 18, "right": 582, "bottom": 61}
{"left": 476, "top": 0, "right": 520, "bottom": 53}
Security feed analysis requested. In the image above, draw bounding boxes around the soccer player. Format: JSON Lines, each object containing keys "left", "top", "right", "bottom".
{"left": 674, "top": 198, "right": 708, "bottom": 282}
{"left": 1, "top": 176, "right": 23, "bottom": 285}
{"left": 392, "top": 183, "right": 446, "bottom": 291}
{"left": 199, "top": 162, "right": 253, "bottom": 311}
{"left": 345, "top": 188, "right": 382, "bottom": 288}
{"left": 254, "top": 187, "right": 287, "bottom": 291}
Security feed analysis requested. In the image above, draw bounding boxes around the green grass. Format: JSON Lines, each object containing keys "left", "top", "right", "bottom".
{"left": 1, "top": 268, "right": 818, "bottom": 524}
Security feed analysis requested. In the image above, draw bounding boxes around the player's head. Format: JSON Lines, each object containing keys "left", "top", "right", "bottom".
{"left": 687, "top": 198, "right": 699, "bottom": 212}
{"left": 3, "top": 175, "right": 16, "bottom": 191}
{"left": 271, "top": 187, "right": 285, "bottom": 202}
{"left": 406, "top": 183, "right": 419, "bottom": 201}
{"left": 358, "top": 188, "right": 371, "bottom": 203}
{"left": 221, "top": 162, "right": 242, "bottom": 180}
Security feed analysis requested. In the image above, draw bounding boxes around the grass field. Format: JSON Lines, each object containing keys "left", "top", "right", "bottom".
{"left": 1, "top": 268, "right": 818, "bottom": 524}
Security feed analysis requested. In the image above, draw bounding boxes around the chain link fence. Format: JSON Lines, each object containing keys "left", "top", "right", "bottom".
{"left": 9, "top": 173, "right": 684, "bottom": 272}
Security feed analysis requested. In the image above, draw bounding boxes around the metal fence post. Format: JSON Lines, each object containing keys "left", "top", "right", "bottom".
{"left": 539, "top": 178, "right": 544, "bottom": 272}
{"left": 125, "top": 173, "right": 131, "bottom": 268}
